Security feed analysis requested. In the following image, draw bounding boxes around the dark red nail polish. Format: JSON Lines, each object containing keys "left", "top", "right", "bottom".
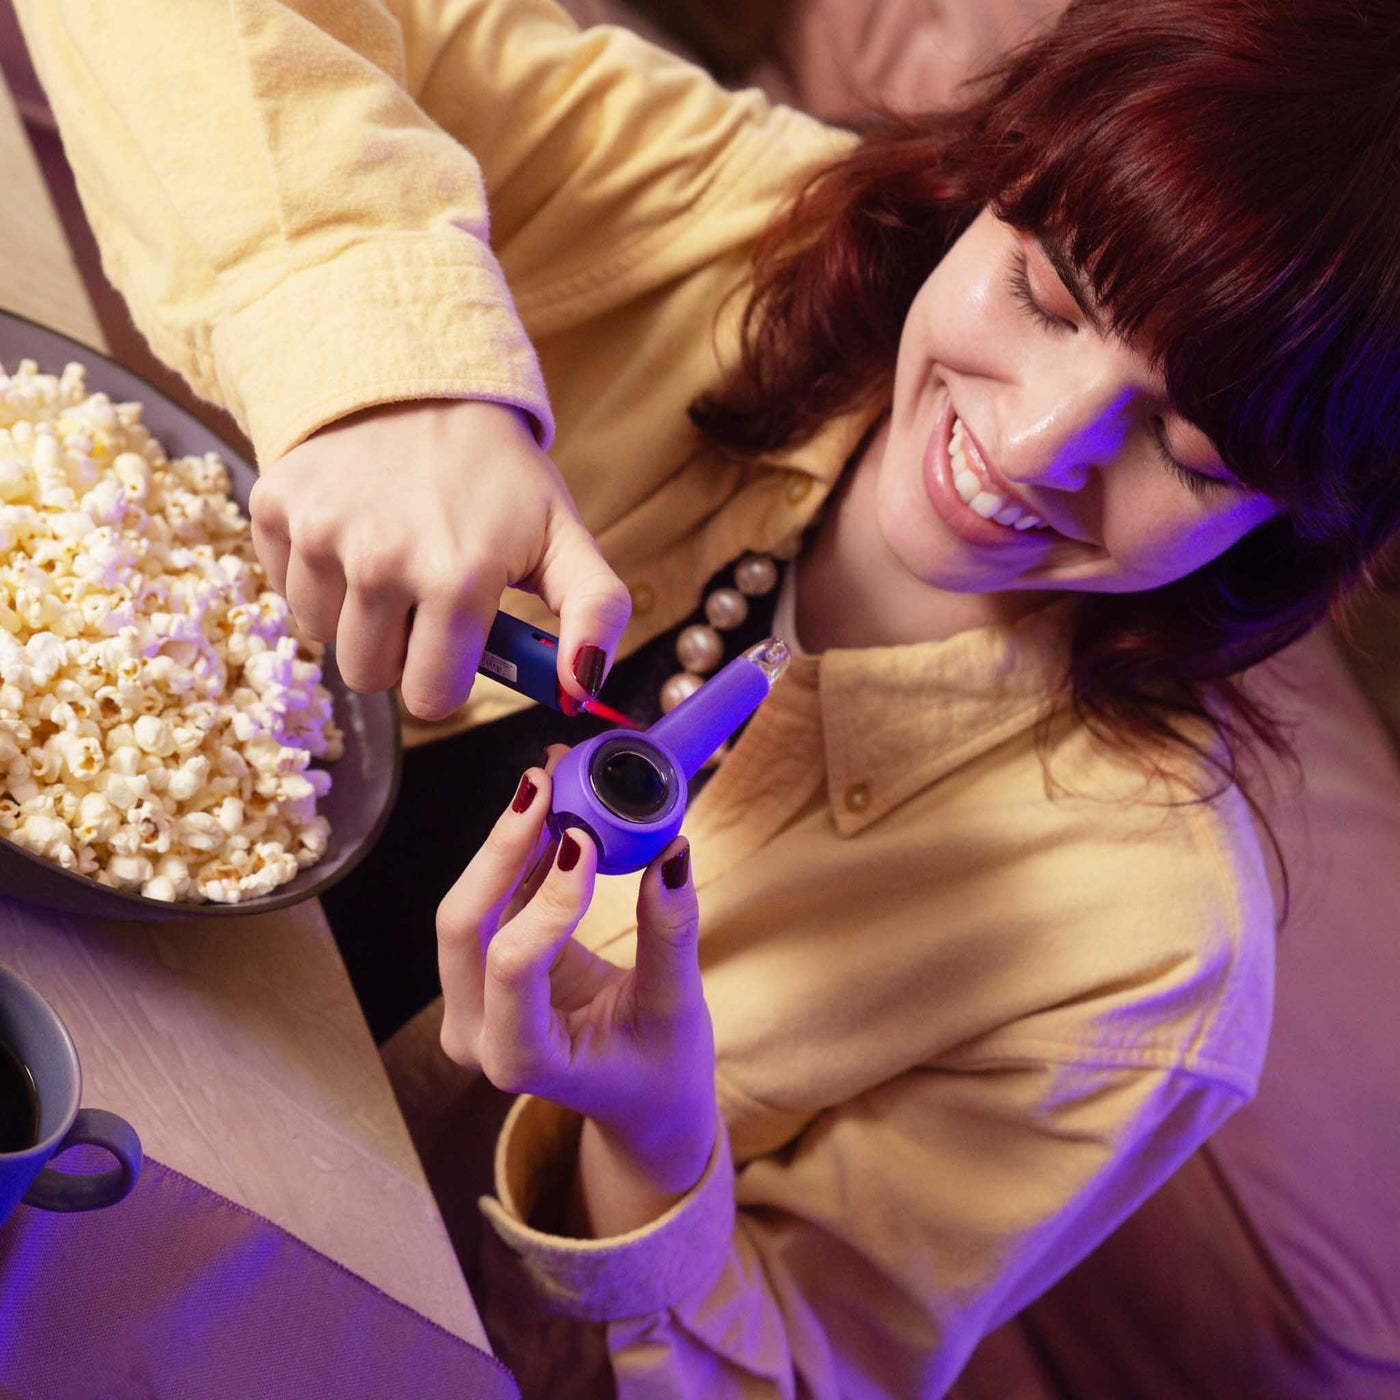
{"left": 511, "top": 774, "right": 537, "bottom": 813}
{"left": 572, "top": 644, "right": 606, "bottom": 698}
{"left": 558, "top": 832, "right": 581, "bottom": 872}
{"left": 662, "top": 844, "right": 690, "bottom": 890}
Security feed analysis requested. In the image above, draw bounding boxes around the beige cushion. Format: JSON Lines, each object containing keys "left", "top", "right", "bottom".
{"left": 759, "top": 0, "right": 1069, "bottom": 123}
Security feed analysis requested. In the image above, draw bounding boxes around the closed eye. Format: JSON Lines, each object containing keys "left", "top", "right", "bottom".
{"left": 1004, "top": 251, "right": 1076, "bottom": 334}
{"left": 1150, "top": 417, "right": 1231, "bottom": 497}
{"left": 1008, "top": 247, "right": 1237, "bottom": 499}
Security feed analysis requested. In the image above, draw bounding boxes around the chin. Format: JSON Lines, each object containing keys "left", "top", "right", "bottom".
{"left": 875, "top": 458, "right": 1002, "bottom": 593}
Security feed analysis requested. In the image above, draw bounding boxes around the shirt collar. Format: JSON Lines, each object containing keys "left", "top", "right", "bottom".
{"left": 761, "top": 404, "right": 1074, "bottom": 834}
{"left": 812, "top": 602, "right": 1073, "bottom": 836}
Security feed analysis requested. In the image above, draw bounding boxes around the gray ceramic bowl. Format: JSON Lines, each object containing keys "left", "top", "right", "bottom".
{"left": 0, "top": 310, "right": 401, "bottom": 922}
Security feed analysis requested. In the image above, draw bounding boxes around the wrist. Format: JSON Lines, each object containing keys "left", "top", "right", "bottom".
{"left": 563, "top": 1111, "right": 715, "bottom": 1240}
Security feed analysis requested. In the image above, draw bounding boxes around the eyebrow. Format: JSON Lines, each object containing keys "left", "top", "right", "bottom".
{"left": 1034, "top": 235, "right": 1108, "bottom": 337}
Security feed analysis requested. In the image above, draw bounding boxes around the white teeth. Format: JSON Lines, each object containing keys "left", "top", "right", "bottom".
{"left": 947, "top": 412, "right": 1048, "bottom": 533}
{"left": 953, "top": 468, "right": 980, "bottom": 503}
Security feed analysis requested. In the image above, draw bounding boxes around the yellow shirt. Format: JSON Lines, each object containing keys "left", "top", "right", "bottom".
{"left": 14, "top": 2, "right": 1275, "bottom": 1394}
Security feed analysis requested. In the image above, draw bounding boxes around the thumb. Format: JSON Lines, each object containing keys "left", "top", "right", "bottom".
{"left": 633, "top": 838, "right": 703, "bottom": 1021}
{"left": 533, "top": 506, "right": 632, "bottom": 710}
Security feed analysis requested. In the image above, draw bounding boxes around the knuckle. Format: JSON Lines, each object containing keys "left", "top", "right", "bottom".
{"left": 434, "top": 892, "right": 466, "bottom": 940}
{"left": 344, "top": 540, "right": 404, "bottom": 593}
{"left": 248, "top": 473, "right": 278, "bottom": 517}
{"left": 483, "top": 814, "right": 531, "bottom": 865}
{"left": 430, "top": 577, "right": 478, "bottom": 615}
{"left": 532, "top": 877, "right": 580, "bottom": 926}
{"left": 485, "top": 939, "right": 534, "bottom": 991}
{"left": 656, "top": 911, "right": 699, "bottom": 950}
{"left": 400, "top": 662, "right": 462, "bottom": 717}
{"left": 296, "top": 516, "right": 340, "bottom": 564}
{"left": 401, "top": 682, "right": 459, "bottom": 721}
{"left": 438, "top": 1020, "right": 480, "bottom": 1070}
{"left": 415, "top": 552, "right": 471, "bottom": 603}
{"left": 340, "top": 665, "right": 393, "bottom": 695}
{"left": 288, "top": 612, "right": 327, "bottom": 644}
{"left": 594, "top": 578, "right": 634, "bottom": 630}
{"left": 477, "top": 1046, "right": 521, "bottom": 1094}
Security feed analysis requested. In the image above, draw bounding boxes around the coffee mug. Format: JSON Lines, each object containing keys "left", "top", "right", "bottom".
{"left": 0, "top": 962, "right": 142, "bottom": 1227}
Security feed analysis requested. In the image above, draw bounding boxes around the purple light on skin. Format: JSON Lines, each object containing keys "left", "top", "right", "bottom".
{"left": 1037, "top": 386, "right": 1134, "bottom": 488}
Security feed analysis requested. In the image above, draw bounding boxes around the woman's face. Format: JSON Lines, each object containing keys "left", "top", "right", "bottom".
{"left": 874, "top": 210, "right": 1279, "bottom": 599}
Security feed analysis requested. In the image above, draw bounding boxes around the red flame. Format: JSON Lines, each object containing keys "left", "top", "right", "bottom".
{"left": 580, "top": 698, "right": 642, "bottom": 729}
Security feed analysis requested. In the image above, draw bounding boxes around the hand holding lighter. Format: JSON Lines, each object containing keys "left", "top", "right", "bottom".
{"left": 476, "top": 615, "right": 790, "bottom": 874}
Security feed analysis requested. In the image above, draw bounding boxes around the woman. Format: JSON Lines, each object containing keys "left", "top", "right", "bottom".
{"left": 13, "top": 0, "right": 1399, "bottom": 1393}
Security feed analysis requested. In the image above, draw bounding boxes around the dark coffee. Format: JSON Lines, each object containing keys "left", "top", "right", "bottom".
{"left": 0, "top": 1038, "right": 40, "bottom": 1154}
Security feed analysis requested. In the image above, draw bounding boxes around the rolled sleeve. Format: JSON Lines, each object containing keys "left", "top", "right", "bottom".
{"left": 12, "top": 0, "right": 555, "bottom": 464}
{"left": 209, "top": 237, "right": 552, "bottom": 464}
{"left": 479, "top": 1061, "right": 1251, "bottom": 1397}
{"left": 480, "top": 1094, "right": 736, "bottom": 1321}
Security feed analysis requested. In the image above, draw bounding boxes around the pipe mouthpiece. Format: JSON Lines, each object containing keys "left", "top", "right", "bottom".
{"left": 743, "top": 637, "right": 790, "bottom": 686}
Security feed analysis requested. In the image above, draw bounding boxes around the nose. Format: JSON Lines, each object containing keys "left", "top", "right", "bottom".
{"left": 1000, "top": 370, "right": 1138, "bottom": 494}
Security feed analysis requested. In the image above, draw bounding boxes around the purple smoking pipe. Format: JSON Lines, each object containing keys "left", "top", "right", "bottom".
{"left": 547, "top": 637, "right": 790, "bottom": 874}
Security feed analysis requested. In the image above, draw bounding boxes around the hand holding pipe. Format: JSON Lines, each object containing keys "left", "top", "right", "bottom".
{"left": 546, "top": 637, "right": 789, "bottom": 873}
{"left": 473, "top": 614, "right": 790, "bottom": 875}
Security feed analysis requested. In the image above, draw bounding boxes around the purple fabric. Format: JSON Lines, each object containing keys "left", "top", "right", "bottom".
{"left": 0, "top": 1146, "right": 519, "bottom": 1399}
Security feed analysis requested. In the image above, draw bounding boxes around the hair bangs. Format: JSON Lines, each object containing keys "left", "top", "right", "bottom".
{"left": 692, "top": 0, "right": 1400, "bottom": 815}
{"left": 966, "top": 3, "right": 1400, "bottom": 550}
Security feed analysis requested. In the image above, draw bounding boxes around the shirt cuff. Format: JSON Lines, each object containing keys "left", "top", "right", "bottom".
{"left": 209, "top": 237, "right": 555, "bottom": 465}
{"left": 479, "top": 1095, "right": 735, "bottom": 1322}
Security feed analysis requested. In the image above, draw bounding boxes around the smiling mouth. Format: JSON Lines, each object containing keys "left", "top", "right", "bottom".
{"left": 947, "top": 414, "right": 1050, "bottom": 533}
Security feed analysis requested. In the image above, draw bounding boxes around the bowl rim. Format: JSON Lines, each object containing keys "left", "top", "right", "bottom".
{"left": 0, "top": 308, "right": 403, "bottom": 919}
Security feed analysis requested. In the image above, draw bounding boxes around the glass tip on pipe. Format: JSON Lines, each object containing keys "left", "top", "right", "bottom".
{"left": 743, "top": 637, "right": 791, "bottom": 686}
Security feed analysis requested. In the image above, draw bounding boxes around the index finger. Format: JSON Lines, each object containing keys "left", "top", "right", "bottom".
{"left": 481, "top": 827, "right": 599, "bottom": 1094}
{"left": 436, "top": 763, "right": 553, "bottom": 1062}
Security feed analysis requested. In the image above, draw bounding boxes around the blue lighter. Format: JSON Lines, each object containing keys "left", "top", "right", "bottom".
{"left": 478, "top": 610, "right": 575, "bottom": 711}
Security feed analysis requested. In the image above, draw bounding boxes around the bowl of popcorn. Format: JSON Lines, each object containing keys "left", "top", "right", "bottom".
{"left": 0, "top": 312, "right": 401, "bottom": 921}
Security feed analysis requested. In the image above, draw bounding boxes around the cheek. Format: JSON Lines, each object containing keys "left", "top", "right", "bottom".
{"left": 898, "top": 242, "right": 1012, "bottom": 389}
{"left": 1110, "top": 490, "right": 1271, "bottom": 583}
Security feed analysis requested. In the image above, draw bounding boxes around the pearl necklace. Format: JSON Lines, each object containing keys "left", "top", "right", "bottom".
{"left": 656, "top": 412, "right": 878, "bottom": 729}
{"left": 659, "top": 550, "right": 787, "bottom": 715}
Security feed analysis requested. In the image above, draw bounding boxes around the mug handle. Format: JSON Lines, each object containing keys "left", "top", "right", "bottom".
{"left": 21, "top": 1108, "right": 143, "bottom": 1212}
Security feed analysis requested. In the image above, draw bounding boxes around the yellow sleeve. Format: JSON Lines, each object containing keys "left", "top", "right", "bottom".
{"left": 481, "top": 1054, "right": 1249, "bottom": 1396}
{"left": 9, "top": 0, "right": 821, "bottom": 468}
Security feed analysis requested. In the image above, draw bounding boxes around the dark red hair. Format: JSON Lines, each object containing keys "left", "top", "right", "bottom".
{"left": 692, "top": 0, "right": 1400, "bottom": 849}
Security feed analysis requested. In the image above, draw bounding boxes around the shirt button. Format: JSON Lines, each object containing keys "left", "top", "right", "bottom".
{"left": 844, "top": 782, "right": 871, "bottom": 814}
{"left": 630, "top": 582, "right": 656, "bottom": 614}
{"left": 785, "top": 475, "right": 813, "bottom": 505}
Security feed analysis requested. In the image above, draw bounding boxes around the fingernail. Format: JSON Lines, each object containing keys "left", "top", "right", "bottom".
{"left": 572, "top": 644, "right": 606, "bottom": 698}
{"left": 511, "top": 773, "right": 537, "bottom": 813}
{"left": 558, "top": 832, "right": 581, "bottom": 872}
{"left": 662, "top": 843, "right": 690, "bottom": 891}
